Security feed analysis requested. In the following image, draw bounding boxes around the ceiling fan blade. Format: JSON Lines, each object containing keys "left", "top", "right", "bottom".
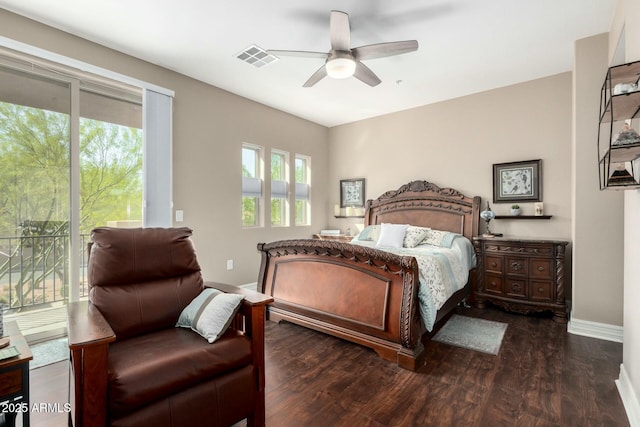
{"left": 267, "top": 50, "right": 328, "bottom": 59}
{"left": 353, "top": 61, "right": 381, "bottom": 87}
{"left": 330, "top": 10, "right": 351, "bottom": 51}
{"left": 353, "top": 40, "right": 419, "bottom": 61}
{"left": 303, "top": 65, "right": 328, "bottom": 87}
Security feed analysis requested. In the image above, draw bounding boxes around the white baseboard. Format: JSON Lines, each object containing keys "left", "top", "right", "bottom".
{"left": 567, "top": 317, "right": 623, "bottom": 343}
{"left": 617, "top": 364, "right": 640, "bottom": 427}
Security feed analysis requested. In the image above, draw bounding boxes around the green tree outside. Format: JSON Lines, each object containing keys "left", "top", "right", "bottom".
{"left": 0, "top": 101, "right": 142, "bottom": 306}
{"left": 0, "top": 101, "right": 142, "bottom": 236}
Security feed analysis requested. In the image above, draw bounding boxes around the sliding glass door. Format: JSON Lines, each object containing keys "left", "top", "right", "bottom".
{"left": 78, "top": 85, "right": 143, "bottom": 297}
{"left": 0, "top": 59, "right": 144, "bottom": 340}
{"left": 0, "top": 65, "right": 71, "bottom": 317}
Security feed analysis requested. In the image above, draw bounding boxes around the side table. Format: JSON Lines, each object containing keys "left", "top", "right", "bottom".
{"left": 0, "top": 321, "right": 33, "bottom": 427}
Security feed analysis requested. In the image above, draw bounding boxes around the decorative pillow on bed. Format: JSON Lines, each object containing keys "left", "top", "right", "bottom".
{"left": 420, "top": 229, "right": 460, "bottom": 248}
{"left": 403, "top": 226, "right": 431, "bottom": 248}
{"left": 356, "top": 225, "right": 381, "bottom": 242}
{"left": 176, "top": 288, "right": 244, "bottom": 343}
{"left": 375, "top": 223, "right": 409, "bottom": 248}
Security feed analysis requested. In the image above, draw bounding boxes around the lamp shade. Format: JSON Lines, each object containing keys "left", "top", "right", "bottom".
{"left": 326, "top": 57, "right": 356, "bottom": 79}
{"left": 480, "top": 209, "right": 496, "bottom": 222}
{"left": 480, "top": 201, "right": 496, "bottom": 236}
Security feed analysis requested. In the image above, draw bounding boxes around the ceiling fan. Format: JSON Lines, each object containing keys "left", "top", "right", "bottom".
{"left": 268, "top": 10, "right": 419, "bottom": 87}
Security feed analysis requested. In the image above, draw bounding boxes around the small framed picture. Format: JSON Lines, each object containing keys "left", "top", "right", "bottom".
{"left": 340, "top": 178, "right": 366, "bottom": 208}
{"left": 493, "top": 159, "right": 542, "bottom": 203}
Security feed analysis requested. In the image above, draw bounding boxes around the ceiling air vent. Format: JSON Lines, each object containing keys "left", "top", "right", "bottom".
{"left": 236, "top": 45, "right": 278, "bottom": 68}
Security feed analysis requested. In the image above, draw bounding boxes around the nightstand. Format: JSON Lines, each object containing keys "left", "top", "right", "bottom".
{"left": 473, "top": 237, "right": 569, "bottom": 323}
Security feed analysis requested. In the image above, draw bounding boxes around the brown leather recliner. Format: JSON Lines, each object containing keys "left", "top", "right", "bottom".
{"left": 67, "top": 227, "right": 272, "bottom": 427}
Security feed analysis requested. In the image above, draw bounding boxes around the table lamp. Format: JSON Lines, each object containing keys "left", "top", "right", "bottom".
{"left": 480, "top": 201, "right": 497, "bottom": 237}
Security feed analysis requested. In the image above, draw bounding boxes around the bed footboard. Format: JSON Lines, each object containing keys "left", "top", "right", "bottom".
{"left": 257, "top": 239, "right": 425, "bottom": 370}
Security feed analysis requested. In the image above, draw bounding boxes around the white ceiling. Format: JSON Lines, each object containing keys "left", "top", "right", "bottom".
{"left": 0, "top": 0, "right": 616, "bottom": 127}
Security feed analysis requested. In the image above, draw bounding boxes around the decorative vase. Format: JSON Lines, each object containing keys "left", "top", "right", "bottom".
{"left": 511, "top": 208, "right": 521, "bottom": 216}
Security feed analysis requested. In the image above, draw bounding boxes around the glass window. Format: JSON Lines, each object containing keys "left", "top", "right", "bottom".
{"left": 79, "top": 85, "right": 143, "bottom": 234}
{"left": 242, "top": 144, "right": 263, "bottom": 227}
{"left": 295, "top": 155, "right": 311, "bottom": 226}
{"left": 271, "top": 150, "right": 289, "bottom": 227}
{"left": 0, "top": 66, "right": 70, "bottom": 310}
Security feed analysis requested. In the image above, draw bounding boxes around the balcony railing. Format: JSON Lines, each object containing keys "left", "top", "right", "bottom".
{"left": 0, "top": 233, "right": 91, "bottom": 312}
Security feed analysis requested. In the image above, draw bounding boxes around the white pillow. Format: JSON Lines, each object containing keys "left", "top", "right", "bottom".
{"left": 375, "top": 223, "right": 409, "bottom": 248}
{"left": 176, "top": 288, "right": 244, "bottom": 343}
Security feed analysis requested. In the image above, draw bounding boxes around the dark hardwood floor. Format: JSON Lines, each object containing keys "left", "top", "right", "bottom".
{"left": 29, "top": 306, "right": 629, "bottom": 427}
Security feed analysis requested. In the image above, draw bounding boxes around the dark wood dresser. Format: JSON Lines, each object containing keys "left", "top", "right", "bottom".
{"left": 473, "top": 237, "right": 569, "bottom": 323}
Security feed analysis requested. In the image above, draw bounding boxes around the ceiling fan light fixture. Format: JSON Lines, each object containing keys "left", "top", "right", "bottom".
{"left": 326, "top": 57, "right": 356, "bottom": 79}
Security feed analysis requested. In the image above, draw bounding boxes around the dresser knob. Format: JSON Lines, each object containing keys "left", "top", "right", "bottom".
{"left": 511, "top": 262, "right": 522, "bottom": 271}
{"left": 491, "top": 262, "right": 497, "bottom": 268}
{"left": 538, "top": 266, "right": 544, "bottom": 271}
{"left": 490, "top": 281, "right": 497, "bottom": 287}
{"left": 538, "top": 287, "right": 545, "bottom": 293}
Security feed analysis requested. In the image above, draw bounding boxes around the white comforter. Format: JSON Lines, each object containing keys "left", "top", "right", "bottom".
{"left": 351, "top": 237, "right": 476, "bottom": 331}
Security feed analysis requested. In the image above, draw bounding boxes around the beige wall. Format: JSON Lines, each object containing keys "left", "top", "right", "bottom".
{"left": 0, "top": 9, "right": 330, "bottom": 285}
{"left": 571, "top": 33, "right": 624, "bottom": 327}
{"left": 328, "top": 74, "right": 574, "bottom": 238}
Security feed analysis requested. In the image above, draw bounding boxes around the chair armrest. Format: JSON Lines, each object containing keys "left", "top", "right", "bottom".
{"left": 68, "top": 300, "right": 115, "bottom": 349}
{"left": 67, "top": 300, "right": 115, "bottom": 427}
{"left": 204, "top": 282, "right": 272, "bottom": 426}
{"left": 205, "top": 282, "right": 273, "bottom": 336}
{"left": 205, "top": 282, "right": 273, "bottom": 307}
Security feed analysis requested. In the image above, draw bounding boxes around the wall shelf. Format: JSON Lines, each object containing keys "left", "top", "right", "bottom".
{"left": 597, "top": 60, "right": 640, "bottom": 190}
{"left": 494, "top": 215, "right": 552, "bottom": 220}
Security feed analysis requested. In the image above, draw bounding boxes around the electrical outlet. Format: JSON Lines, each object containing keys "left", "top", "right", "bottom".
{"left": 226, "top": 259, "right": 233, "bottom": 270}
{"left": 175, "top": 210, "right": 184, "bottom": 222}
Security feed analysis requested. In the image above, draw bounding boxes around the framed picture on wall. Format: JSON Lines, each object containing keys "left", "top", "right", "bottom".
{"left": 340, "top": 178, "right": 366, "bottom": 208}
{"left": 493, "top": 159, "right": 542, "bottom": 203}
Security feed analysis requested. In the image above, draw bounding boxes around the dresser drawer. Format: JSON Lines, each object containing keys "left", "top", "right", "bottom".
{"left": 484, "top": 274, "right": 503, "bottom": 295}
{"left": 530, "top": 259, "right": 552, "bottom": 279}
{"left": 506, "top": 257, "right": 527, "bottom": 276}
{"left": 505, "top": 279, "right": 527, "bottom": 299}
{"left": 530, "top": 280, "right": 553, "bottom": 302}
{"left": 485, "top": 255, "right": 503, "bottom": 273}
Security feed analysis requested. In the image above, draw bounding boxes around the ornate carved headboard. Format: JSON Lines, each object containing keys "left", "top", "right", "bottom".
{"left": 364, "top": 180, "right": 481, "bottom": 241}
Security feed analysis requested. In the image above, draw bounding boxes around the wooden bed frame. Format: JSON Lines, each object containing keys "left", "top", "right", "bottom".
{"left": 257, "top": 180, "right": 481, "bottom": 371}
